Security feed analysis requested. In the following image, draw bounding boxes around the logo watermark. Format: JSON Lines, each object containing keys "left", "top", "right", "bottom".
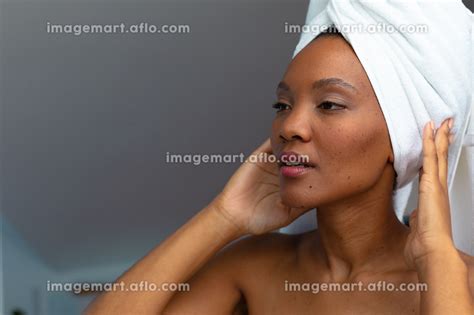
{"left": 284, "top": 22, "right": 428, "bottom": 35}
{"left": 46, "top": 21, "right": 191, "bottom": 36}
{"left": 46, "top": 280, "right": 190, "bottom": 294}
{"left": 165, "top": 152, "right": 310, "bottom": 166}
{"left": 284, "top": 280, "right": 428, "bottom": 294}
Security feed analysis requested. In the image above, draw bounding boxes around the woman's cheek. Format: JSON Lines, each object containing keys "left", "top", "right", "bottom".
{"left": 323, "top": 126, "right": 382, "bottom": 190}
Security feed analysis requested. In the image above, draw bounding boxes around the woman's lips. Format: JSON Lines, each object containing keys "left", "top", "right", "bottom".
{"left": 280, "top": 165, "right": 313, "bottom": 177}
{"left": 277, "top": 151, "right": 315, "bottom": 178}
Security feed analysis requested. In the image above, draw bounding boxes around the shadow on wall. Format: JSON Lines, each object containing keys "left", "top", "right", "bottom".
{"left": 1, "top": 215, "right": 136, "bottom": 315}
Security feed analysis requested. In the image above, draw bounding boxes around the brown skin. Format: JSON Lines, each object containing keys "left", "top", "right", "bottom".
{"left": 86, "top": 35, "right": 474, "bottom": 315}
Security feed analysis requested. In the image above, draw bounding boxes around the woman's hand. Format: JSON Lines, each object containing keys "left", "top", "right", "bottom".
{"left": 404, "top": 118, "right": 473, "bottom": 314}
{"left": 209, "top": 138, "right": 311, "bottom": 235}
{"left": 403, "top": 118, "right": 457, "bottom": 268}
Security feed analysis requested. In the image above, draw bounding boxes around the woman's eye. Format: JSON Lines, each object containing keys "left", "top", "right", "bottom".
{"left": 318, "top": 101, "right": 344, "bottom": 111}
{"left": 272, "top": 102, "right": 291, "bottom": 112}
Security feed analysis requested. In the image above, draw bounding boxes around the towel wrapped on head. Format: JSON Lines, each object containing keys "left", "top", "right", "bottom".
{"left": 283, "top": 0, "right": 472, "bottom": 230}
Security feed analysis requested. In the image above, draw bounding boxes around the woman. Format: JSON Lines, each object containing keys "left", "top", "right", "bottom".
{"left": 86, "top": 27, "right": 474, "bottom": 314}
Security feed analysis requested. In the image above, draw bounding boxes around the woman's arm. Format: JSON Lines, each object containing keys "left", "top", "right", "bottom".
{"left": 416, "top": 246, "right": 472, "bottom": 314}
{"left": 404, "top": 119, "right": 473, "bottom": 314}
{"left": 84, "top": 205, "right": 244, "bottom": 314}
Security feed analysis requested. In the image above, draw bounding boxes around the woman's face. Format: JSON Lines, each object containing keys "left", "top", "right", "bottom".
{"left": 271, "top": 35, "right": 395, "bottom": 209}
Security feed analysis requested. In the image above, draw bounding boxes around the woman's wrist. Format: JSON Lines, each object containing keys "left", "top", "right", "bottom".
{"left": 414, "top": 242, "right": 464, "bottom": 272}
{"left": 202, "top": 203, "right": 247, "bottom": 242}
{"left": 416, "top": 249, "right": 468, "bottom": 283}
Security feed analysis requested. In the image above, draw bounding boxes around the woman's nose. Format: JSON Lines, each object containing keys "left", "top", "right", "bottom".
{"left": 279, "top": 107, "right": 312, "bottom": 143}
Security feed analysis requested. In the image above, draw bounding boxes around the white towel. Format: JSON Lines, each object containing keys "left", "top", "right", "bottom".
{"left": 282, "top": 0, "right": 472, "bottom": 232}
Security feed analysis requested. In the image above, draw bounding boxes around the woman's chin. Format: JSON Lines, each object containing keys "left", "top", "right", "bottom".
{"left": 279, "top": 188, "right": 318, "bottom": 209}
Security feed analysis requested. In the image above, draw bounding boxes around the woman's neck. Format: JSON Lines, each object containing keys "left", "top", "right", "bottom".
{"left": 314, "top": 168, "right": 410, "bottom": 281}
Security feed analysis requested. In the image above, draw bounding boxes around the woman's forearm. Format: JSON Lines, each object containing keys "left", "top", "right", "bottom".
{"left": 85, "top": 205, "right": 243, "bottom": 314}
{"left": 416, "top": 246, "right": 473, "bottom": 315}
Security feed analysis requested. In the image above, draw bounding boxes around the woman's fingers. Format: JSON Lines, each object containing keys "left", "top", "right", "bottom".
{"left": 420, "top": 118, "right": 452, "bottom": 194}
{"left": 251, "top": 138, "right": 273, "bottom": 155}
{"left": 246, "top": 138, "right": 273, "bottom": 164}
{"left": 434, "top": 118, "right": 452, "bottom": 191}
{"left": 246, "top": 138, "right": 278, "bottom": 175}
{"left": 421, "top": 121, "right": 439, "bottom": 184}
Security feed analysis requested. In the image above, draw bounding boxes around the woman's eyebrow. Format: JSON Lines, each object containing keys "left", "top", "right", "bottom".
{"left": 312, "top": 77, "right": 358, "bottom": 93}
{"left": 276, "top": 81, "right": 291, "bottom": 94}
{"left": 276, "top": 77, "right": 358, "bottom": 95}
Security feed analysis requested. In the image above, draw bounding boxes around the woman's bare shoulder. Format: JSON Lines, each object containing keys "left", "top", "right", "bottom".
{"left": 163, "top": 232, "right": 310, "bottom": 314}
{"left": 217, "top": 231, "right": 312, "bottom": 273}
{"left": 223, "top": 231, "right": 303, "bottom": 259}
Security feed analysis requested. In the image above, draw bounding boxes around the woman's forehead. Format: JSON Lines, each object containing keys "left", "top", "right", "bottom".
{"left": 283, "top": 36, "right": 373, "bottom": 94}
